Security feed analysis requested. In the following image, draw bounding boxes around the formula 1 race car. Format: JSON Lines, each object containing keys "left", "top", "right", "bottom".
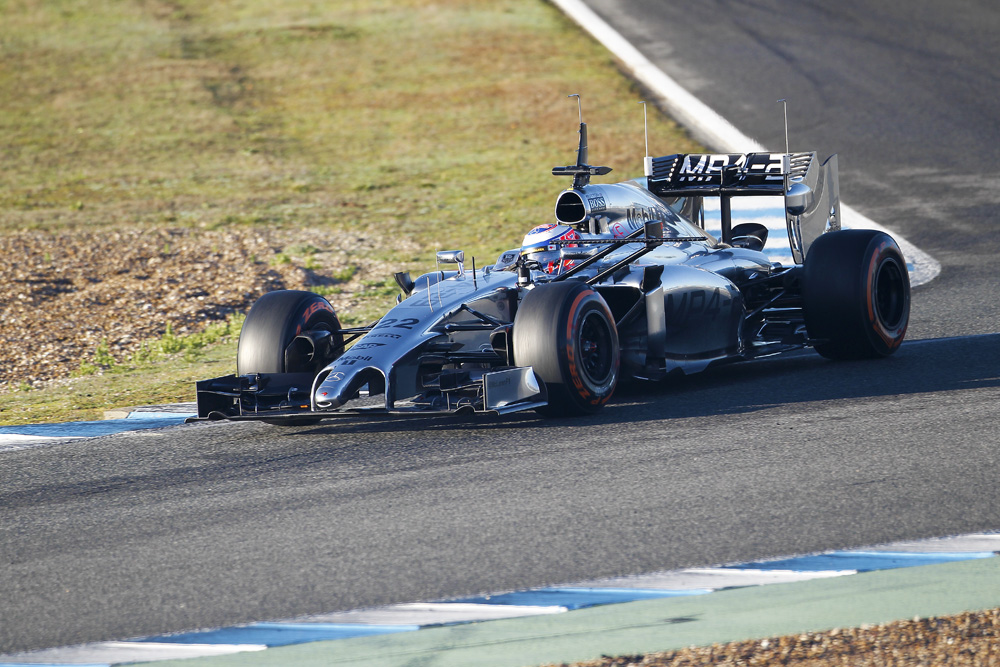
{"left": 194, "top": 116, "right": 910, "bottom": 422}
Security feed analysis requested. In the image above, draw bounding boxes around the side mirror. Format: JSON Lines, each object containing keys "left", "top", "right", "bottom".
{"left": 436, "top": 250, "right": 465, "bottom": 264}
{"left": 785, "top": 180, "right": 813, "bottom": 217}
{"left": 436, "top": 249, "right": 465, "bottom": 276}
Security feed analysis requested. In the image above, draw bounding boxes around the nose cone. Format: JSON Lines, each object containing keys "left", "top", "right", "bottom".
{"left": 314, "top": 382, "right": 344, "bottom": 409}
{"left": 313, "top": 366, "right": 387, "bottom": 410}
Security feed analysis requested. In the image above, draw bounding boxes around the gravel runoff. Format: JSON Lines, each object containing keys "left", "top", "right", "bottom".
{"left": 1, "top": 225, "right": 416, "bottom": 392}
{"left": 550, "top": 609, "right": 999, "bottom": 666}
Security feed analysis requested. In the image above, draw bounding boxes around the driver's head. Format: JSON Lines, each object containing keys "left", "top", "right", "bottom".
{"left": 520, "top": 224, "right": 581, "bottom": 274}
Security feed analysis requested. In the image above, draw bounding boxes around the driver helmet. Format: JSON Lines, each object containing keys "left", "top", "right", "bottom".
{"left": 520, "top": 224, "right": 581, "bottom": 274}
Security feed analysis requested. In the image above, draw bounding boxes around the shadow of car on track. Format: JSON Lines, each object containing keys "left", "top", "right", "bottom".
{"left": 612, "top": 331, "right": 1000, "bottom": 418}
{"left": 287, "top": 333, "right": 1000, "bottom": 436}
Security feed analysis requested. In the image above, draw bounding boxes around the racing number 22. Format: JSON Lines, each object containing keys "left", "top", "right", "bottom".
{"left": 374, "top": 317, "right": 419, "bottom": 330}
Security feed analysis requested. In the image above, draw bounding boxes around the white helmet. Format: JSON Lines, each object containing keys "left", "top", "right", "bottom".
{"left": 520, "top": 224, "right": 581, "bottom": 274}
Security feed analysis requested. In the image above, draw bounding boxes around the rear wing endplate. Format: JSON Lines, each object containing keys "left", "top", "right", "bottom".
{"left": 646, "top": 151, "right": 840, "bottom": 263}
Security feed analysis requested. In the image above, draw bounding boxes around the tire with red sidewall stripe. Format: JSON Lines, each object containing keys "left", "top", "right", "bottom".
{"left": 803, "top": 230, "right": 910, "bottom": 360}
{"left": 237, "top": 290, "right": 343, "bottom": 375}
{"left": 513, "top": 281, "right": 619, "bottom": 416}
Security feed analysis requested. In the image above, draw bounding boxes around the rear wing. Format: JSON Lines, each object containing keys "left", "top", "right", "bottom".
{"left": 646, "top": 151, "right": 840, "bottom": 263}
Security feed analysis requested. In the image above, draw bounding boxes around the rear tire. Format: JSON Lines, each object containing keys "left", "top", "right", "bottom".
{"left": 803, "top": 230, "right": 910, "bottom": 359}
{"left": 237, "top": 290, "right": 343, "bottom": 425}
{"left": 513, "top": 281, "right": 619, "bottom": 416}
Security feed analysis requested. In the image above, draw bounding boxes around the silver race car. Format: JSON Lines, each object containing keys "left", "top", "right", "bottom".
{"left": 194, "top": 116, "right": 910, "bottom": 422}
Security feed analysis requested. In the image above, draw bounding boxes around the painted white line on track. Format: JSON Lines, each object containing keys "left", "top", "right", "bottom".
{"left": 549, "top": 0, "right": 941, "bottom": 287}
{"left": 294, "top": 602, "right": 567, "bottom": 626}
{"left": 572, "top": 567, "right": 855, "bottom": 591}
{"left": 0, "top": 641, "right": 265, "bottom": 665}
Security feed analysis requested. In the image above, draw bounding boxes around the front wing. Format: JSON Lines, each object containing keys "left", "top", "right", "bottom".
{"left": 191, "top": 366, "right": 548, "bottom": 422}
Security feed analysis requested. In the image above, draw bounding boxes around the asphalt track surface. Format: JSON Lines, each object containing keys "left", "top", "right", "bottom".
{"left": 3, "top": 0, "right": 1000, "bottom": 655}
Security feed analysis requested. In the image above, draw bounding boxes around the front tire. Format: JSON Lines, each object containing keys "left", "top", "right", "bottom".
{"left": 237, "top": 290, "right": 343, "bottom": 375}
{"left": 237, "top": 290, "right": 343, "bottom": 426}
{"left": 803, "top": 230, "right": 910, "bottom": 359}
{"left": 513, "top": 281, "right": 619, "bottom": 417}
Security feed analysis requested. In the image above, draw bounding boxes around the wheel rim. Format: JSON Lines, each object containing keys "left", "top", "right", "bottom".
{"left": 873, "top": 257, "right": 906, "bottom": 329}
{"left": 578, "top": 311, "right": 614, "bottom": 384}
